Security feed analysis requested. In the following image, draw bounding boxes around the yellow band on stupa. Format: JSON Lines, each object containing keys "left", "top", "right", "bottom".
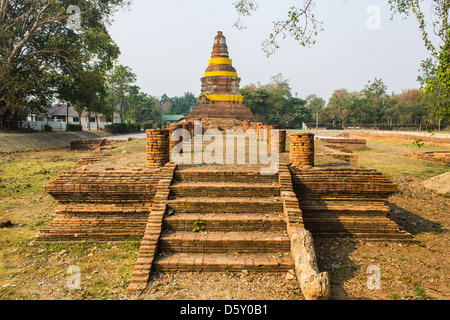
{"left": 209, "top": 58, "right": 233, "bottom": 65}
{"left": 204, "top": 71, "right": 238, "bottom": 78}
{"left": 200, "top": 94, "right": 244, "bottom": 102}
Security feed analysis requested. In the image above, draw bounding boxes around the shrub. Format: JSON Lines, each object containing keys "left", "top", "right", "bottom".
{"left": 156, "top": 121, "right": 169, "bottom": 129}
{"left": 43, "top": 124, "right": 52, "bottom": 132}
{"left": 126, "top": 123, "right": 141, "bottom": 132}
{"left": 143, "top": 122, "right": 154, "bottom": 130}
{"left": 67, "top": 124, "right": 82, "bottom": 132}
{"left": 104, "top": 123, "right": 128, "bottom": 134}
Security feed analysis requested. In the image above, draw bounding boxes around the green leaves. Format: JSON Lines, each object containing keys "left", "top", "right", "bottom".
{"left": 0, "top": 0, "right": 129, "bottom": 124}
{"left": 232, "top": 0, "right": 323, "bottom": 56}
{"left": 192, "top": 221, "right": 204, "bottom": 233}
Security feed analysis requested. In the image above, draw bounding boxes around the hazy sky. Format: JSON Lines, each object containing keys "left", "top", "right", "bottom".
{"left": 107, "top": 0, "right": 430, "bottom": 102}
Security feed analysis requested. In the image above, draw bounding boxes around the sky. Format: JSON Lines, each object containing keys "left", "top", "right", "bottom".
{"left": 106, "top": 0, "right": 430, "bottom": 102}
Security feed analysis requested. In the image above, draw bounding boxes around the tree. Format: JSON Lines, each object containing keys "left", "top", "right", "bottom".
{"left": 108, "top": 64, "right": 137, "bottom": 123}
{"left": 0, "top": 0, "right": 130, "bottom": 128}
{"left": 306, "top": 94, "right": 326, "bottom": 128}
{"left": 387, "top": 1, "right": 450, "bottom": 121}
{"left": 362, "top": 78, "right": 389, "bottom": 128}
{"left": 326, "top": 89, "right": 354, "bottom": 129}
{"left": 139, "top": 94, "right": 159, "bottom": 122}
{"left": 168, "top": 92, "right": 199, "bottom": 115}
{"left": 126, "top": 85, "right": 141, "bottom": 124}
{"left": 241, "top": 86, "right": 271, "bottom": 122}
{"left": 392, "top": 89, "right": 428, "bottom": 126}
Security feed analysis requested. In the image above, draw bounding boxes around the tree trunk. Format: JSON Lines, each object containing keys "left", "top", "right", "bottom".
{"left": 291, "top": 229, "right": 331, "bottom": 300}
{"left": 120, "top": 95, "right": 124, "bottom": 124}
{"left": 96, "top": 112, "right": 99, "bottom": 131}
{"left": 66, "top": 105, "right": 69, "bottom": 131}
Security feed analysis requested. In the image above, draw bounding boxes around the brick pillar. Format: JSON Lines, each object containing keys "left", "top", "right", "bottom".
{"left": 279, "top": 130, "right": 287, "bottom": 153}
{"left": 146, "top": 129, "right": 170, "bottom": 168}
{"left": 267, "top": 125, "right": 278, "bottom": 154}
{"left": 290, "top": 133, "right": 314, "bottom": 168}
{"left": 169, "top": 124, "right": 183, "bottom": 154}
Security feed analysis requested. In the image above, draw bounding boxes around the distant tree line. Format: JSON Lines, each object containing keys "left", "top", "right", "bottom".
{"left": 242, "top": 74, "right": 447, "bottom": 131}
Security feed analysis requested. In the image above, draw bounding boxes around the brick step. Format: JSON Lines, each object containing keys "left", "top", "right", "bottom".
{"left": 290, "top": 168, "right": 382, "bottom": 176}
{"left": 167, "top": 198, "right": 283, "bottom": 214}
{"left": 159, "top": 231, "right": 290, "bottom": 253}
{"left": 292, "top": 179, "right": 394, "bottom": 185}
{"left": 36, "top": 231, "right": 144, "bottom": 241}
{"left": 295, "top": 194, "right": 393, "bottom": 200}
{"left": 305, "top": 225, "right": 404, "bottom": 233}
{"left": 304, "top": 217, "right": 403, "bottom": 226}
{"left": 163, "top": 213, "right": 286, "bottom": 232}
{"left": 174, "top": 170, "right": 278, "bottom": 184}
{"left": 301, "top": 210, "right": 389, "bottom": 217}
{"left": 309, "top": 231, "right": 415, "bottom": 241}
{"left": 300, "top": 206, "right": 389, "bottom": 214}
{"left": 297, "top": 197, "right": 389, "bottom": 202}
{"left": 55, "top": 204, "right": 152, "bottom": 215}
{"left": 170, "top": 182, "right": 280, "bottom": 198}
{"left": 153, "top": 252, "right": 294, "bottom": 272}
{"left": 42, "top": 219, "right": 148, "bottom": 229}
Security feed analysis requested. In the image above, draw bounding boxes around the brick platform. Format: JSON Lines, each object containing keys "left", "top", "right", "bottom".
{"left": 290, "top": 167, "right": 416, "bottom": 242}
{"left": 35, "top": 169, "right": 163, "bottom": 242}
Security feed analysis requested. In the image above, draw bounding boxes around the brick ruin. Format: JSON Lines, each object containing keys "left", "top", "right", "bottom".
{"left": 35, "top": 129, "right": 415, "bottom": 298}
{"left": 316, "top": 137, "right": 367, "bottom": 164}
{"left": 403, "top": 150, "right": 450, "bottom": 165}
{"left": 34, "top": 32, "right": 418, "bottom": 299}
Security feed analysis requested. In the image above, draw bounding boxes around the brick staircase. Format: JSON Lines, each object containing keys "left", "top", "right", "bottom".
{"left": 291, "top": 167, "right": 416, "bottom": 242}
{"left": 152, "top": 170, "right": 294, "bottom": 273}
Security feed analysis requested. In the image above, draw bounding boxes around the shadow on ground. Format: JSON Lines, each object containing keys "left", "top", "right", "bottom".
{"left": 387, "top": 202, "right": 446, "bottom": 235}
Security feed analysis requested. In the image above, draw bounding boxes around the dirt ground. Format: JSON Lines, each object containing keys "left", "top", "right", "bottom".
{"left": 0, "top": 133, "right": 449, "bottom": 300}
{"left": 0, "top": 131, "right": 112, "bottom": 154}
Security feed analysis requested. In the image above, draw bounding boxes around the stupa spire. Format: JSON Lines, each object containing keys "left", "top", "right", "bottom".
{"left": 186, "top": 31, "right": 256, "bottom": 125}
{"left": 211, "top": 31, "right": 230, "bottom": 58}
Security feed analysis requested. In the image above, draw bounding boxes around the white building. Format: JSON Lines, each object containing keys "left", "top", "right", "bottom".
{"left": 26, "top": 104, "right": 121, "bottom": 131}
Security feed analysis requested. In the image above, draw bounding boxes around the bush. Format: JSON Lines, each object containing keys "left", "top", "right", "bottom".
{"left": 156, "top": 121, "right": 169, "bottom": 129}
{"left": 43, "top": 124, "right": 52, "bottom": 132}
{"left": 143, "top": 122, "right": 154, "bottom": 130}
{"left": 104, "top": 123, "right": 142, "bottom": 134}
{"left": 104, "top": 123, "right": 128, "bottom": 134}
{"left": 67, "top": 124, "right": 82, "bottom": 132}
{"left": 126, "top": 123, "right": 141, "bottom": 132}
